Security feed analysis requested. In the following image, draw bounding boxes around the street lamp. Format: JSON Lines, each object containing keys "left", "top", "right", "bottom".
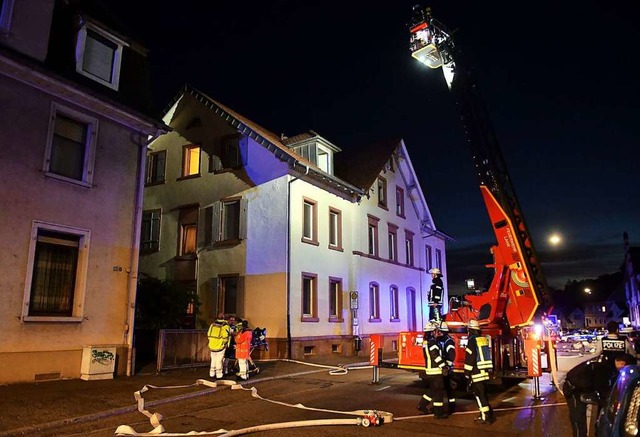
{"left": 584, "top": 288, "right": 592, "bottom": 295}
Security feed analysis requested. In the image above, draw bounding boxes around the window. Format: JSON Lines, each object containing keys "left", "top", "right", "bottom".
{"left": 181, "top": 145, "right": 201, "bottom": 178}
{"left": 302, "top": 272, "right": 318, "bottom": 321}
{"left": 367, "top": 215, "right": 379, "bottom": 257}
{"left": 317, "top": 147, "right": 329, "bottom": 173}
{"left": 206, "top": 198, "right": 248, "bottom": 244}
{"left": 328, "top": 208, "right": 342, "bottom": 250}
{"left": 377, "top": 177, "right": 387, "bottom": 209}
{"left": 405, "top": 231, "right": 414, "bottom": 266}
{"left": 178, "top": 206, "right": 198, "bottom": 256}
{"left": 146, "top": 150, "right": 166, "bottom": 185}
{"left": 141, "top": 209, "right": 161, "bottom": 252}
{"left": 75, "top": 22, "right": 125, "bottom": 90}
{"left": 294, "top": 143, "right": 332, "bottom": 174}
{"left": 221, "top": 276, "right": 239, "bottom": 315}
{"left": 22, "top": 221, "right": 90, "bottom": 322}
{"left": 329, "top": 277, "right": 343, "bottom": 322}
{"left": 388, "top": 224, "right": 398, "bottom": 261}
{"left": 435, "top": 248, "right": 442, "bottom": 270}
{"left": 396, "top": 186, "right": 405, "bottom": 217}
{"left": 369, "top": 282, "right": 380, "bottom": 321}
{"left": 44, "top": 103, "right": 98, "bottom": 186}
{"left": 425, "top": 245, "right": 433, "bottom": 270}
{"left": 220, "top": 135, "right": 247, "bottom": 169}
{"left": 0, "top": 0, "right": 15, "bottom": 32}
{"left": 390, "top": 286, "right": 400, "bottom": 321}
{"left": 302, "top": 198, "right": 318, "bottom": 245}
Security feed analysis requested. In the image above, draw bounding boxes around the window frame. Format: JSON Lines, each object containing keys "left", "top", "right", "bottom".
{"left": 75, "top": 21, "right": 126, "bottom": 90}
{"left": 141, "top": 209, "right": 161, "bottom": 253}
{"left": 395, "top": 186, "right": 405, "bottom": 218}
{"left": 177, "top": 205, "right": 198, "bottom": 257}
{"left": 301, "top": 272, "right": 319, "bottom": 322}
{"left": 387, "top": 223, "right": 398, "bottom": 262}
{"left": 377, "top": 177, "right": 388, "bottom": 209}
{"left": 145, "top": 150, "right": 166, "bottom": 186}
{"left": 405, "top": 230, "right": 414, "bottom": 267}
{"left": 302, "top": 198, "right": 319, "bottom": 246}
{"left": 369, "top": 282, "right": 381, "bottom": 322}
{"left": 22, "top": 221, "right": 91, "bottom": 323}
{"left": 390, "top": 285, "right": 400, "bottom": 321}
{"left": 179, "top": 144, "right": 201, "bottom": 179}
{"left": 43, "top": 102, "right": 98, "bottom": 187}
{"left": 436, "top": 248, "right": 443, "bottom": 270}
{"left": 328, "top": 276, "right": 343, "bottom": 322}
{"left": 328, "top": 207, "right": 343, "bottom": 251}
{"left": 425, "top": 245, "right": 433, "bottom": 270}
{"left": 367, "top": 215, "right": 380, "bottom": 257}
{"left": 0, "top": 0, "right": 15, "bottom": 33}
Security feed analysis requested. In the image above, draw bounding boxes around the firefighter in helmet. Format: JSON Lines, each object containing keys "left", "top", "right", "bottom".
{"left": 438, "top": 321, "right": 457, "bottom": 414}
{"left": 464, "top": 319, "right": 495, "bottom": 424}
{"left": 428, "top": 268, "right": 444, "bottom": 322}
{"left": 417, "top": 322, "right": 448, "bottom": 419}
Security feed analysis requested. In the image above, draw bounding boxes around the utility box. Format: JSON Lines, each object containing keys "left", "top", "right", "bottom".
{"left": 81, "top": 346, "right": 117, "bottom": 381}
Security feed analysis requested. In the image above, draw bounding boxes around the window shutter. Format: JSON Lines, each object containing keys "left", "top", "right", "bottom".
{"left": 239, "top": 198, "right": 248, "bottom": 240}
{"left": 211, "top": 201, "right": 222, "bottom": 243}
{"left": 211, "top": 278, "right": 219, "bottom": 318}
{"left": 239, "top": 136, "right": 248, "bottom": 166}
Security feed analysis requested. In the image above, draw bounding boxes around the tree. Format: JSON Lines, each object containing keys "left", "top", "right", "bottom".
{"left": 135, "top": 274, "right": 201, "bottom": 330}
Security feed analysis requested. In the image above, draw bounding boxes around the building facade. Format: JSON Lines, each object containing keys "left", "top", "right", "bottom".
{"left": 139, "top": 86, "right": 449, "bottom": 359}
{"left": 0, "top": 0, "right": 165, "bottom": 383}
{"left": 624, "top": 233, "right": 640, "bottom": 327}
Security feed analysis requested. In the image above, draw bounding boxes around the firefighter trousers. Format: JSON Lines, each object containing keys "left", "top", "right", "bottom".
{"left": 424, "top": 374, "right": 446, "bottom": 418}
{"left": 471, "top": 381, "right": 494, "bottom": 422}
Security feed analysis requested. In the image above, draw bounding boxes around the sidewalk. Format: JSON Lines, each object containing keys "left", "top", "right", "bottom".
{"left": 0, "top": 355, "right": 374, "bottom": 436}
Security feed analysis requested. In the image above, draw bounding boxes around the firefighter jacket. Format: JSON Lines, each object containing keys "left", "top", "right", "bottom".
{"left": 423, "top": 334, "right": 446, "bottom": 375}
{"left": 429, "top": 277, "right": 444, "bottom": 305}
{"left": 207, "top": 319, "right": 230, "bottom": 352}
{"left": 438, "top": 334, "right": 456, "bottom": 368}
{"left": 464, "top": 333, "right": 493, "bottom": 383}
{"left": 235, "top": 329, "right": 253, "bottom": 360}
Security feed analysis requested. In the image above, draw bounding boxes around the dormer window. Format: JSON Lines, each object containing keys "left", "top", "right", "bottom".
{"left": 294, "top": 143, "right": 333, "bottom": 174}
{"left": 75, "top": 21, "right": 126, "bottom": 90}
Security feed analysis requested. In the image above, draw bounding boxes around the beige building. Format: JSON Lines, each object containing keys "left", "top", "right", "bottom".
{"left": 139, "top": 85, "right": 449, "bottom": 359}
{"left": 0, "top": 0, "right": 165, "bottom": 383}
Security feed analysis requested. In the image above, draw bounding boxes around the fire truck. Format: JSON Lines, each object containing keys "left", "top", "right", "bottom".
{"left": 370, "top": 6, "right": 557, "bottom": 386}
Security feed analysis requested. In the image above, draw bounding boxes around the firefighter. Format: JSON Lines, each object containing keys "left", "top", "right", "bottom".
{"left": 428, "top": 268, "right": 444, "bottom": 322}
{"left": 417, "top": 322, "right": 448, "bottom": 419}
{"left": 438, "top": 321, "right": 457, "bottom": 414}
{"left": 207, "top": 314, "right": 231, "bottom": 380}
{"left": 464, "top": 319, "right": 495, "bottom": 424}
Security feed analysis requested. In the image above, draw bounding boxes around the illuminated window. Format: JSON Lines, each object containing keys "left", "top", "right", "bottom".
{"left": 302, "top": 272, "right": 318, "bottom": 321}
{"left": 302, "top": 198, "right": 318, "bottom": 244}
{"left": 44, "top": 103, "right": 98, "bottom": 186}
{"left": 182, "top": 145, "right": 201, "bottom": 177}
{"left": 22, "top": 221, "right": 91, "bottom": 322}
{"left": 390, "top": 286, "right": 400, "bottom": 321}
{"left": 367, "top": 215, "right": 379, "bottom": 257}
{"left": 75, "top": 23, "right": 125, "bottom": 90}
{"left": 329, "top": 277, "right": 343, "bottom": 322}
{"left": 146, "top": 150, "right": 166, "bottom": 185}
{"left": 141, "top": 209, "right": 161, "bottom": 252}
{"left": 328, "top": 208, "right": 342, "bottom": 250}
{"left": 178, "top": 206, "right": 198, "bottom": 255}
{"left": 377, "top": 177, "right": 388, "bottom": 209}
{"left": 396, "top": 186, "right": 405, "bottom": 217}
{"left": 369, "top": 282, "right": 380, "bottom": 321}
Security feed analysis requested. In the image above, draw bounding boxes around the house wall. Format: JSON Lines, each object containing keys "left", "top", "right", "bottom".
{"left": 0, "top": 0, "right": 54, "bottom": 62}
{"left": 0, "top": 78, "right": 141, "bottom": 383}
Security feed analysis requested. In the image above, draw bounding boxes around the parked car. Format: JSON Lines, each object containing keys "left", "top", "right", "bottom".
{"left": 595, "top": 364, "right": 640, "bottom": 436}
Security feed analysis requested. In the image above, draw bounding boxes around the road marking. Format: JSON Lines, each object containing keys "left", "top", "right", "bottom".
{"left": 375, "top": 385, "right": 391, "bottom": 391}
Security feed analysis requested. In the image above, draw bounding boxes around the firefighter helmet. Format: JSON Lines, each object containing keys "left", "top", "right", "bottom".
{"left": 429, "top": 268, "right": 441, "bottom": 275}
{"left": 468, "top": 319, "right": 480, "bottom": 330}
{"left": 424, "top": 322, "right": 437, "bottom": 332}
{"left": 439, "top": 321, "right": 449, "bottom": 332}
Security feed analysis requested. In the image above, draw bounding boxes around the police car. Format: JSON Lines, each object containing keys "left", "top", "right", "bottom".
{"left": 596, "top": 365, "right": 640, "bottom": 436}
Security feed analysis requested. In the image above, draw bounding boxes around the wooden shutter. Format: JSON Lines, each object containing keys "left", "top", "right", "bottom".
{"left": 239, "top": 198, "right": 248, "bottom": 240}
{"left": 211, "top": 201, "right": 222, "bottom": 243}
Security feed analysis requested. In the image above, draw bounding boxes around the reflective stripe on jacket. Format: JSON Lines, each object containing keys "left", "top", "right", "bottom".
{"left": 423, "top": 336, "right": 445, "bottom": 375}
{"left": 235, "top": 329, "right": 253, "bottom": 360}
{"left": 207, "top": 320, "right": 230, "bottom": 352}
{"left": 464, "top": 333, "right": 493, "bottom": 382}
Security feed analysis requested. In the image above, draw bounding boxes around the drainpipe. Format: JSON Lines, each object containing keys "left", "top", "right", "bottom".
{"left": 286, "top": 163, "right": 309, "bottom": 360}
{"left": 125, "top": 128, "right": 163, "bottom": 376}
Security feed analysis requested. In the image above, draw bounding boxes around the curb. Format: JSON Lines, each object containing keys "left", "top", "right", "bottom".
{"left": 0, "top": 361, "right": 372, "bottom": 436}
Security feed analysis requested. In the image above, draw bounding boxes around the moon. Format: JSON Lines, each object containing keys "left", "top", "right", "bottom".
{"left": 548, "top": 233, "right": 562, "bottom": 246}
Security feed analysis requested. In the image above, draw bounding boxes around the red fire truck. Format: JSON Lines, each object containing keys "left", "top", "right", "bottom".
{"left": 370, "top": 6, "right": 556, "bottom": 386}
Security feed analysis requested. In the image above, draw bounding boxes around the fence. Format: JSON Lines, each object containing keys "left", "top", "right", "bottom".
{"left": 156, "top": 329, "right": 209, "bottom": 372}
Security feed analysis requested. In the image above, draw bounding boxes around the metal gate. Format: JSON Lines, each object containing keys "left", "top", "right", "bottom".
{"left": 156, "top": 329, "right": 209, "bottom": 372}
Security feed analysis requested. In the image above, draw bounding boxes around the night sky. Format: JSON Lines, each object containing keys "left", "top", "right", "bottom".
{"left": 110, "top": 1, "right": 639, "bottom": 293}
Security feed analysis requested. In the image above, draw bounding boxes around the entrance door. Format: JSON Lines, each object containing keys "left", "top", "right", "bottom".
{"left": 406, "top": 288, "right": 416, "bottom": 331}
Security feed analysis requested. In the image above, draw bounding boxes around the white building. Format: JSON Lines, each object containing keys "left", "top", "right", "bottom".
{"left": 0, "top": 0, "right": 165, "bottom": 383}
{"left": 139, "top": 85, "right": 449, "bottom": 359}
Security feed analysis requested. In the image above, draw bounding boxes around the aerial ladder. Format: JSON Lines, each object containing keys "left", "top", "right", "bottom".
{"left": 371, "top": 6, "right": 557, "bottom": 388}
